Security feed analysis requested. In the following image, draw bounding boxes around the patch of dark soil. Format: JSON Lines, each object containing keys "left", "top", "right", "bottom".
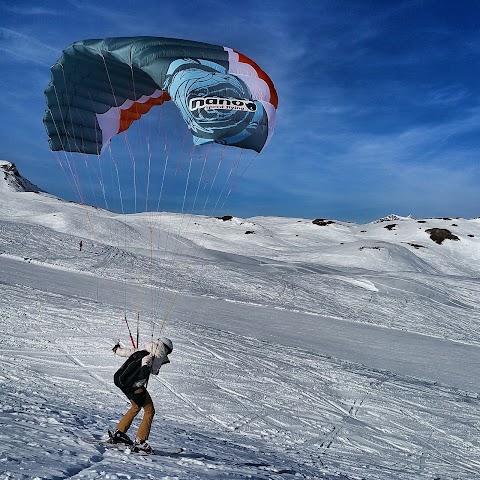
{"left": 312, "top": 219, "right": 335, "bottom": 226}
{"left": 425, "top": 228, "right": 460, "bottom": 245}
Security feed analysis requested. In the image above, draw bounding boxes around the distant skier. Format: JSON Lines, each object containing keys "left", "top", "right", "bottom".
{"left": 79, "top": 240, "right": 83, "bottom": 251}
{"left": 110, "top": 337, "right": 173, "bottom": 454}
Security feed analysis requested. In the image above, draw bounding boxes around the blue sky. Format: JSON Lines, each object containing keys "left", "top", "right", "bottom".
{"left": 1, "top": 0, "right": 479, "bottom": 222}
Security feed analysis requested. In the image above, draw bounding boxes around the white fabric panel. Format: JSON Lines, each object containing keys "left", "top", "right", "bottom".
{"left": 224, "top": 47, "right": 277, "bottom": 143}
{"left": 242, "top": 76, "right": 272, "bottom": 103}
{"left": 260, "top": 100, "right": 276, "bottom": 143}
{"left": 224, "top": 47, "right": 272, "bottom": 103}
{"left": 96, "top": 108, "right": 120, "bottom": 154}
{"left": 96, "top": 90, "right": 165, "bottom": 153}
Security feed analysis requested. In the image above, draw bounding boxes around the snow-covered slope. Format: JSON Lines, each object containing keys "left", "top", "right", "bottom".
{"left": 0, "top": 160, "right": 44, "bottom": 193}
{"left": 0, "top": 161, "right": 479, "bottom": 479}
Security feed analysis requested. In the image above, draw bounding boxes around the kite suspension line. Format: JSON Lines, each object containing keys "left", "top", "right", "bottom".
{"left": 124, "top": 314, "right": 137, "bottom": 349}
{"left": 102, "top": 55, "right": 135, "bottom": 339}
{"left": 187, "top": 147, "right": 258, "bottom": 267}
{"left": 140, "top": 131, "right": 194, "bottom": 334}
{"left": 49, "top": 69, "right": 125, "bottom": 314}
{"left": 212, "top": 147, "right": 243, "bottom": 214}
{"left": 201, "top": 145, "right": 224, "bottom": 214}
{"left": 136, "top": 310, "right": 140, "bottom": 350}
{"left": 50, "top": 71, "right": 113, "bottom": 239}
{"left": 44, "top": 36, "right": 278, "bottom": 353}
{"left": 48, "top": 78, "right": 84, "bottom": 204}
{"left": 153, "top": 144, "right": 251, "bottom": 334}
{"left": 150, "top": 145, "right": 196, "bottom": 333}
{"left": 220, "top": 151, "right": 259, "bottom": 211}
{"left": 94, "top": 153, "right": 110, "bottom": 211}
{"left": 123, "top": 135, "right": 137, "bottom": 213}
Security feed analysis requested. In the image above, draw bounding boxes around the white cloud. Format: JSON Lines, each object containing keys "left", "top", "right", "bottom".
{"left": 0, "top": 27, "right": 58, "bottom": 66}
{"left": 2, "top": 5, "right": 61, "bottom": 15}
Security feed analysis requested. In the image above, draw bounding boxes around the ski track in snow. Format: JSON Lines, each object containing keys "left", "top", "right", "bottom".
{"left": 1, "top": 269, "right": 479, "bottom": 479}
{"left": 1, "top": 173, "right": 480, "bottom": 479}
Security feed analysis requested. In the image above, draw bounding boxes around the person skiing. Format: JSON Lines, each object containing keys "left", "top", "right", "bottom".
{"left": 110, "top": 337, "right": 173, "bottom": 454}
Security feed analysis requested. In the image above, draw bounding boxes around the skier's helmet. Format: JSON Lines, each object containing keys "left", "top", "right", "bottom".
{"left": 160, "top": 337, "right": 173, "bottom": 354}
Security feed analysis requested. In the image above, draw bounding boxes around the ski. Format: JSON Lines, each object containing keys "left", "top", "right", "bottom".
{"left": 153, "top": 447, "right": 186, "bottom": 455}
{"left": 88, "top": 431, "right": 186, "bottom": 456}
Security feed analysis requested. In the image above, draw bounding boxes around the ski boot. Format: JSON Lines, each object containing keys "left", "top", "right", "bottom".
{"left": 108, "top": 429, "right": 133, "bottom": 446}
{"left": 133, "top": 438, "right": 154, "bottom": 454}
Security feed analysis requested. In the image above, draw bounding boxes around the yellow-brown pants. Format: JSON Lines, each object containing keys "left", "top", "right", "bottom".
{"left": 116, "top": 389, "right": 155, "bottom": 441}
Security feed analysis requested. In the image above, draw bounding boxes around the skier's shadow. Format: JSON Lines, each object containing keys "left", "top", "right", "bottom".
{"left": 155, "top": 449, "right": 216, "bottom": 462}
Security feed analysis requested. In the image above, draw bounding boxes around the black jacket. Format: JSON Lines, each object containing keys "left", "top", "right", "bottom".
{"left": 114, "top": 350, "right": 150, "bottom": 393}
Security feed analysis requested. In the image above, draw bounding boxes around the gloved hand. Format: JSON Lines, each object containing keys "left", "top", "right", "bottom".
{"left": 112, "top": 342, "right": 120, "bottom": 353}
{"left": 141, "top": 353, "right": 153, "bottom": 368}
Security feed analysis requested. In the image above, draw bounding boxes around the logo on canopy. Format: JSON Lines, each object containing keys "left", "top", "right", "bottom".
{"left": 189, "top": 97, "right": 257, "bottom": 112}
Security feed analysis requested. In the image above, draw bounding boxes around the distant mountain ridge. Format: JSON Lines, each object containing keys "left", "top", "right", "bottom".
{"left": 372, "top": 214, "right": 414, "bottom": 223}
{"left": 0, "top": 160, "right": 43, "bottom": 193}
{"left": 0, "top": 159, "right": 478, "bottom": 233}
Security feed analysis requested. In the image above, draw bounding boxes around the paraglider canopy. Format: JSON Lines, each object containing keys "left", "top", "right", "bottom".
{"left": 44, "top": 36, "right": 278, "bottom": 156}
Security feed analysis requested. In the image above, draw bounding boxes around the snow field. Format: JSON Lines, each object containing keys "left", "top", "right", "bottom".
{"left": 0, "top": 162, "right": 479, "bottom": 479}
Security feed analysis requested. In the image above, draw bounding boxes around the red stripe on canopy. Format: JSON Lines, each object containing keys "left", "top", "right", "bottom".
{"left": 233, "top": 50, "right": 278, "bottom": 109}
{"left": 118, "top": 92, "right": 171, "bottom": 134}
